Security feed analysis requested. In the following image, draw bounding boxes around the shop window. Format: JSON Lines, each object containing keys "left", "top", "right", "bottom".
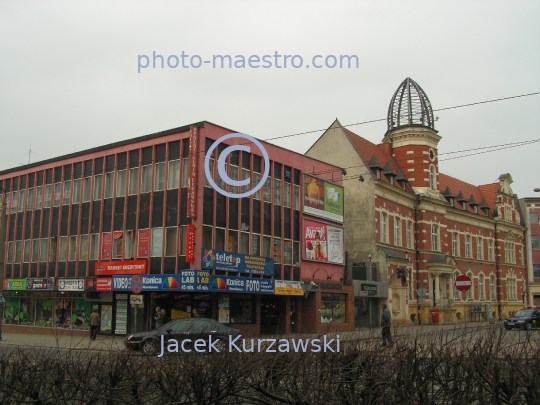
{"left": 72, "top": 179, "right": 81, "bottom": 204}
{"left": 116, "top": 170, "right": 126, "bottom": 197}
{"left": 320, "top": 293, "right": 346, "bottom": 323}
{"left": 93, "top": 175, "right": 102, "bottom": 201}
{"left": 151, "top": 227, "right": 163, "bottom": 257}
{"left": 36, "top": 186, "right": 43, "bottom": 209}
{"left": 69, "top": 235, "right": 77, "bottom": 261}
{"left": 165, "top": 227, "right": 177, "bottom": 257}
{"left": 63, "top": 180, "right": 71, "bottom": 205}
{"left": 89, "top": 234, "right": 99, "bottom": 260}
{"left": 82, "top": 177, "right": 91, "bottom": 202}
{"left": 168, "top": 160, "right": 180, "bottom": 190}
{"left": 79, "top": 234, "right": 89, "bottom": 261}
{"left": 154, "top": 162, "right": 165, "bottom": 191}
{"left": 54, "top": 183, "right": 61, "bottom": 207}
{"left": 218, "top": 294, "right": 255, "bottom": 324}
{"left": 141, "top": 165, "right": 152, "bottom": 193}
{"left": 128, "top": 168, "right": 139, "bottom": 195}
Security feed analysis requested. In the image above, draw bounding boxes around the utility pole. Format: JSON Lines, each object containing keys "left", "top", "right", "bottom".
{"left": 0, "top": 189, "right": 6, "bottom": 340}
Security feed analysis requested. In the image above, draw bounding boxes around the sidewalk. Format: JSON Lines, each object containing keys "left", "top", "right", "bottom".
{"left": 0, "top": 330, "right": 126, "bottom": 351}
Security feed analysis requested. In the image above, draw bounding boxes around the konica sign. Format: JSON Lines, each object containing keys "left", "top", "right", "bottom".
{"left": 210, "top": 275, "right": 274, "bottom": 294}
{"left": 112, "top": 275, "right": 181, "bottom": 292}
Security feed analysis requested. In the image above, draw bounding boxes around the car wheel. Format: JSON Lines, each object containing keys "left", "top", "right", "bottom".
{"left": 524, "top": 323, "right": 533, "bottom": 331}
{"left": 142, "top": 339, "right": 158, "bottom": 355}
{"left": 504, "top": 325, "right": 512, "bottom": 330}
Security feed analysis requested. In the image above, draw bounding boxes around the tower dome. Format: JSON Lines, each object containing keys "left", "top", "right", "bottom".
{"left": 387, "top": 78, "right": 435, "bottom": 131}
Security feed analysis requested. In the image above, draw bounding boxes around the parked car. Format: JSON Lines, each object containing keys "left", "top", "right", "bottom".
{"left": 504, "top": 309, "right": 540, "bottom": 331}
{"left": 124, "top": 318, "right": 240, "bottom": 355}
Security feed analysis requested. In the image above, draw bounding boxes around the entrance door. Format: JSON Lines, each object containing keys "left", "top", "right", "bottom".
{"left": 355, "top": 297, "right": 369, "bottom": 328}
{"left": 260, "top": 296, "right": 280, "bottom": 335}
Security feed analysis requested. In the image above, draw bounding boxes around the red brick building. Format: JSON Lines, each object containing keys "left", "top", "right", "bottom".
{"left": 307, "top": 78, "right": 527, "bottom": 325}
{"left": 520, "top": 196, "right": 540, "bottom": 306}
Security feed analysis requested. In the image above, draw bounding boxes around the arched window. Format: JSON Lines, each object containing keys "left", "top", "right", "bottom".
{"left": 429, "top": 165, "right": 437, "bottom": 190}
{"left": 467, "top": 272, "right": 473, "bottom": 300}
{"left": 489, "top": 275, "right": 495, "bottom": 301}
{"left": 453, "top": 272, "right": 461, "bottom": 300}
{"left": 479, "top": 274, "right": 485, "bottom": 300}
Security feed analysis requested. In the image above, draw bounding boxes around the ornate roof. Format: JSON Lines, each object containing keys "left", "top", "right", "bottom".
{"left": 387, "top": 78, "right": 435, "bottom": 131}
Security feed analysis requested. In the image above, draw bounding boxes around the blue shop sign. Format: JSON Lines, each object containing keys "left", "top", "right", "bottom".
{"left": 210, "top": 275, "right": 274, "bottom": 294}
{"left": 201, "top": 248, "right": 274, "bottom": 276}
{"left": 179, "top": 270, "right": 210, "bottom": 291}
{"left": 112, "top": 275, "right": 181, "bottom": 291}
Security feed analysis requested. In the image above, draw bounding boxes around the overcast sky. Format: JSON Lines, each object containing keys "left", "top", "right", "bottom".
{"left": 1, "top": 1, "right": 539, "bottom": 198}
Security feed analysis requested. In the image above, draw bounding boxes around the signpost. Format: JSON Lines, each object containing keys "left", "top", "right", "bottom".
{"left": 455, "top": 275, "right": 472, "bottom": 326}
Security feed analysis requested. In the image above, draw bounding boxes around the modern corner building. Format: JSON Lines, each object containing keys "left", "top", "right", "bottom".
{"left": 519, "top": 196, "right": 540, "bottom": 306}
{"left": 307, "top": 78, "right": 528, "bottom": 325}
{"left": 0, "top": 121, "right": 353, "bottom": 337}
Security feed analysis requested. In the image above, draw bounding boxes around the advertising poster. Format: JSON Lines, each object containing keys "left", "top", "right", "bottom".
{"left": 3, "top": 279, "right": 27, "bottom": 290}
{"left": 137, "top": 229, "right": 150, "bottom": 258}
{"left": 180, "top": 270, "right": 210, "bottom": 291}
{"left": 327, "top": 225, "right": 344, "bottom": 264}
{"left": 186, "top": 224, "right": 196, "bottom": 262}
{"left": 112, "top": 274, "right": 181, "bottom": 292}
{"left": 210, "top": 275, "right": 274, "bottom": 294}
{"left": 274, "top": 280, "right": 304, "bottom": 296}
{"left": 201, "top": 249, "right": 274, "bottom": 276}
{"left": 304, "top": 220, "right": 328, "bottom": 261}
{"left": 101, "top": 232, "right": 111, "bottom": 260}
{"left": 303, "top": 174, "right": 344, "bottom": 223}
{"left": 187, "top": 126, "right": 198, "bottom": 219}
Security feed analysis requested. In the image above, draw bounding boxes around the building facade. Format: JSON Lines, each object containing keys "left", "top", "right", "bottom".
{"left": 0, "top": 121, "right": 353, "bottom": 337}
{"left": 519, "top": 196, "right": 540, "bottom": 306}
{"left": 306, "top": 78, "right": 528, "bottom": 325}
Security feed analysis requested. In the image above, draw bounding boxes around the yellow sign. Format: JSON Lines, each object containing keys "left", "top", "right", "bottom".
{"left": 274, "top": 280, "right": 304, "bottom": 296}
{"left": 171, "top": 309, "right": 191, "bottom": 319}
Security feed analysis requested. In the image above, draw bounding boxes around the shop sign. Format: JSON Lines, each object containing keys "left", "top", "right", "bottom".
{"left": 96, "top": 278, "right": 113, "bottom": 292}
{"left": 201, "top": 249, "right": 274, "bottom": 276}
{"left": 180, "top": 270, "right": 210, "bottom": 291}
{"left": 318, "top": 282, "right": 343, "bottom": 291}
{"left": 94, "top": 260, "right": 148, "bottom": 276}
{"left": 274, "top": 280, "right": 304, "bottom": 296}
{"left": 304, "top": 220, "right": 344, "bottom": 264}
{"left": 303, "top": 174, "right": 344, "bottom": 223}
{"left": 210, "top": 275, "right": 274, "bottom": 294}
{"left": 27, "top": 277, "right": 54, "bottom": 290}
{"left": 186, "top": 224, "right": 196, "bottom": 262}
{"left": 3, "top": 279, "right": 26, "bottom": 290}
{"left": 59, "top": 278, "right": 85, "bottom": 291}
{"left": 362, "top": 284, "right": 377, "bottom": 296}
{"left": 112, "top": 274, "right": 181, "bottom": 292}
{"left": 187, "top": 125, "right": 198, "bottom": 219}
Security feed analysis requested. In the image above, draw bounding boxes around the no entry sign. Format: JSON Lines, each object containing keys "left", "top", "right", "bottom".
{"left": 455, "top": 275, "right": 472, "bottom": 292}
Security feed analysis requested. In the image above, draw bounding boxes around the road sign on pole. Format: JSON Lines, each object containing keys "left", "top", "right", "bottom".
{"left": 456, "top": 275, "right": 472, "bottom": 292}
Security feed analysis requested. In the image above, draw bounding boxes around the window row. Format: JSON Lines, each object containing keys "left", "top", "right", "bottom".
{"left": 453, "top": 272, "right": 496, "bottom": 301}
{"left": 379, "top": 212, "right": 414, "bottom": 249}
{"left": 451, "top": 232, "right": 495, "bottom": 261}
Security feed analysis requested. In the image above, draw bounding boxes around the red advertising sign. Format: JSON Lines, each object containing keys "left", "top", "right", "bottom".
{"left": 304, "top": 220, "right": 328, "bottom": 261}
{"left": 95, "top": 260, "right": 148, "bottom": 275}
{"left": 95, "top": 277, "right": 113, "bottom": 292}
{"left": 137, "top": 229, "right": 150, "bottom": 258}
{"left": 455, "top": 275, "right": 472, "bottom": 292}
{"left": 187, "top": 126, "right": 198, "bottom": 219}
{"left": 101, "top": 232, "right": 111, "bottom": 260}
{"left": 186, "top": 224, "right": 196, "bottom": 262}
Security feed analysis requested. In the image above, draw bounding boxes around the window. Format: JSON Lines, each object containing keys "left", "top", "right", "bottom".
{"left": 82, "top": 177, "right": 91, "bottom": 202}
{"left": 294, "top": 185, "right": 300, "bottom": 210}
{"left": 9, "top": 191, "right": 17, "bottom": 213}
{"left": 40, "top": 238, "right": 48, "bottom": 262}
{"left": 104, "top": 172, "right": 113, "bottom": 199}
{"left": 89, "top": 234, "right": 99, "bottom": 260}
{"left": 15, "top": 241, "right": 22, "bottom": 263}
{"left": 129, "top": 168, "right": 139, "bottom": 195}
{"left": 59, "top": 236, "right": 68, "bottom": 261}
{"left": 179, "top": 226, "right": 187, "bottom": 256}
{"left": 241, "top": 169, "right": 250, "bottom": 195}
{"left": 69, "top": 235, "right": 77, "bottom": 261}
{"left": 273, "top": 238, "right": 281, "bottom": 264}
{"left": 204, "top": 157, "right": 214, "bottom": 188}
{"left": 154, "top": 162, "right": 165, "bottom": 191}
{"left": 228, "top": 230, "right": 238, "bottom": 253}
{"left": 320, "top": 293, "right": 346, "bottom": 324}
{"left": 53, "top": 183, "right": 61, "bottom": 207}
{"left": 529, "top": 212, "right": 538, "bottom": 223}
{"left": 124, "top": 231, "right": 134, "bottom": 259}
{"left": 63, "top": 180, "right": 71, "bottom": 205}
{"left": 532, "top": 235, "right": 539, "bottom": 250}
{"left": 263, "top": 236, "right": 271, "bottom": 258}
{"left": 534, "top": 264, "right": 540, "bottom": 279}
{"left": 23, "top": 240, "right": 30, "bottom": 263}
{"left": 406, "top": 221, "right": 413, "bottom": 249}
{"left": 182, "top": 157, "right": 189, "bottom": 188}
{"left": 240, "top": 233, "right": 249, "bottom": 254}
{"left": 490, "top": 275, "right": 495, "bottom": 301}
{"left": 79, "top": 234, "right": 89, "bottom": 261}
{"left": 429, "top": 165, "right": 436, "bottom": 190}
{"left": 465, "top": 235, "right": 471, "bottom": 258}
{"left": 72, "top": 179, "right": 81, "bottom": 204}
{"left": 113, "top": 234, "right": 123, "bottom": 259}
{"left": 283, "top": 239, "right": 293, "bottom": 265}
{"left": 215, "top": 228, "right": 225, "bottom": 251}
{"left": 394, "top": 217, "right": 401, "bottom": 246}
{"left": 454, "top": 272, "right": 461, "bottom": 300}
{"left": 505, "top": 242, "right": 515, "bottom": 264}
{"left": 264, "top": 177, "right": 271, "bottom": 202}
{"left": 141, "top": 165, "right": 152, "bottom": 193}
{"left": 283, "top": 182, "right": 291, "bottom": 208}
{"left": 27, "top": 188, "right": 34, "bottom": 210}
{"left": 93, "top": 175, "right": 102, "bottom": 201}
{"left": 452, "top": 233, "right": 459, "bottom": 256}
{"left": 274, "top": 179, "right": 281, "bottom": 205}
{"left": 18, "top": 189, "right": 26, "bottom": 212}
{"left": 253, "top": 172, "right": 261, "bottom": 200}
{"left": 116, "top": 170, "right": 126, "bottom": 197}
{"left": 477, "top": 237, "right": 483, "bottom": 260}
{"left": 488, "top": 239, "right": 494, "bottom": 261}
{"left": 251, "top": 234, "right": 260, "bottom": 255}
{"left": 507, "top": 277, "right": 516, "bottom": 301}
{"left": 467, "top": 273, "right": 473, "bottom": 300}
{"left": 431, "top": 224, "right": 439, "bottom": 251}
{"left": 380, "top": 213, "right": 387, "bottom": 243}
{"left": 151, "top": 228, "right": 163, "bottom": 257}
{"left": 229, "top": 165, "right": 238, "bottom": 194}
{"left": 36, "top": 186, "right": 43, "bottom": 209}
{"left": 479, "top": 274, "right": 485, "bottom": 300}
{"left": 165, "top": 227, "right": 177, "bottom": 256}
{"left": 44, "top": 186, "right": 52, "bottom": 208}
{"left": 167, "top": 160, "right": 180, "bottom": 190}
{"left": 202, "top": 226, "right": 213, "bottom": 249}
{"left": 49, "top": 237, "right": 56, "bottom": 262}
{"left": 6, "top": 241, "right": 13, "bottom": 264}
{"left": 31, "top": 239, "right": 39, "bottom": 262}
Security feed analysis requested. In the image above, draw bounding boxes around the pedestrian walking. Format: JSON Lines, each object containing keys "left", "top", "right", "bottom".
{"left": 89, "top": 308, "right": 101, "bottom": 341}
{"left": 381, "top": 304, "right": 392, "bottom": 346}
{"left": 155, "top": 308, "right": 164, "bottom": 329}
{"left": 153, "top": 306, "right": 161, "bottom": 329}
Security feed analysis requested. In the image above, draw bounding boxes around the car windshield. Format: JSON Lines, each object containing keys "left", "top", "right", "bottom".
{"left": 514, "top": 310, "right": 533, "bottom": 318}
{"left": 157, "top": 320, "right": 176, "bottom": 331}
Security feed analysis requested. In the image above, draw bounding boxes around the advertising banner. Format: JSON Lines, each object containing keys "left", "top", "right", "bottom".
{"left": 274, "top": 280, "right": 304, "bottom": 296}
{"left": 3, "top": 279, "right": 27, "bottom": 290}
{"left": 201, "top": 249, "right": 274, "bottom": 276}
{"left": 95, "top": 278, "right": 113, "bottom": 292}
{"left": 27, "top": 278, "right": 54, "bottom": 290}
{"left": 137, "top": 229, "right": 150, "bottom": 258}
{"left": 59, "top": 278, "right": 85, "bottom": 291}
{"left": 186, "top": 224, "right": 196, "bottom": 262}
{"left": 210, "top": 275, "right": 274, "bottom": 294}
{"left": 304, "top": 220, "right": 344, "bottom": 264}
{"left": 303, "top": 174, "right": 344, "bottom": 223}
{"left": 101, "top": 232, "right": 111, "bottom": 260}
{"left": 112, "top": 274, "right": 181, "bottom": 292}
{"left": 187, "top": 125, "right": 198, "bottom": 219}
{"left": 94, "top": 260, "right": 148, "bottom": 276}
{"left": 179, "top": 270, "right": 210, "bottom": 291}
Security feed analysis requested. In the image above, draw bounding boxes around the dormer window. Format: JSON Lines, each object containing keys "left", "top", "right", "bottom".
{"left": 382, "top": 163, "right": 395, "bottom": 186}
{"left": 462, "top": 201, "right": 467, "bottom": 210}
{"left": 473, "top": 206, "right": 478, "bottom": 213}
{"left": 375, "top": 169, "right": 381, "bottom": 179}
{"left": 449, "top": 197, "right": 454, "bottom": 205}
{"left": 483, "top": 208, "right": 489, "bottom": 216}
{"left": 368, "top": 155, "right": 383, "bottom": 181}
{"left": 456, "top": 191, "right": 467, "bottom": 211}
{"left": 389, "top": 177, "right": 394, "bottom": 186}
